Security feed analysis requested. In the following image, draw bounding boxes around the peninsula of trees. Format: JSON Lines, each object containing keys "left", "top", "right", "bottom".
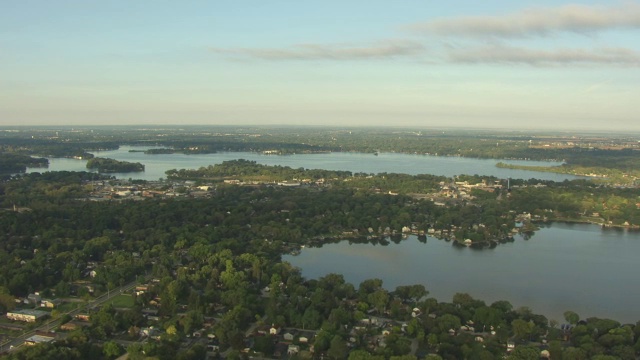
{"left": 0, "top": 153, "right": 48, "bottom": 173}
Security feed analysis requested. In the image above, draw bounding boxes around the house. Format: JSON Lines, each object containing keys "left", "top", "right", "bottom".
{"left": 6, "top": 309, "right": 49, "bottom": 323}
{"left": 411, "top": 307, "right": 421, "bottom": 318}
{"left": 60, "top": 320, "right": 90, "bottom": 331}
{"left": 75, "top": 313, "right": 91, "bottom": 322}
{"left": 24, "top": 333, "right": 55, "bottom": 346}
{"left": 269, "top": 325, "right": 281, "bottom": 335}
{"left": 140, "top": 327, "right": 162, "bottom": 339}
{"left": 288, "top": 344, "right": 300, "bottom": 355}
{"left": 298, "top": 331, "right": 315, "bottom": 344}
{"left": 40, "top": 298, "right": 62, "bottom": 308}
{"left": 283, "top": 330, "right": 297, "bottom": 342}
{"left": 277, "top": 181, "right": 301, "bottom": 187}
{"left": 207, "top": 341, "right": 220, "bottom": 352}
{"left": 26, "top": 293, "right": 41, "bottom": 305}
{"left": 60, "top": 322, "right": 78, "bottom": 331}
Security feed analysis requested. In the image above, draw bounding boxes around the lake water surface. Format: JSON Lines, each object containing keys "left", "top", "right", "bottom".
{"left": 29, "top": 146, "right": 584, "bottom": 182}
{"left": 29, "top": 147, "right": 633, "bottom": 322}
{"left": 285, "top": 223, "right": 639, "bottom": 323}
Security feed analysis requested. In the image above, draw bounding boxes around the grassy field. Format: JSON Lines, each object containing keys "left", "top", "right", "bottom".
{"left": 56, "top": 302, "right": 81, "bottom": 313}
{"left": 108, "top": 294, "right": 135, "bottom": 308}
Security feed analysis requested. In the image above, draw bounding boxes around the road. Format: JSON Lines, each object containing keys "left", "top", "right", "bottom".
{"left": 0, "top": 277, "right": 144, "bottom": 353}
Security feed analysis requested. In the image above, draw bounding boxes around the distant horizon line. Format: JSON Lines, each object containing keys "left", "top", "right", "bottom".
{"left": 1, "top": 124, "right": 639, "bottom": 136}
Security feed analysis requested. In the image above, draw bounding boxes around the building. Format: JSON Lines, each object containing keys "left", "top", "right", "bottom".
{"left": 26, "top": 293, "right": 41, "bottom": 305}
{"left": 40, "top": 299, "right": 62, "bottom": 308}
{"left": 6, "top": 309, "right": 49, "bottom": 323}
{"left": 24, "top": 334, "right": 55, "bottom": 346}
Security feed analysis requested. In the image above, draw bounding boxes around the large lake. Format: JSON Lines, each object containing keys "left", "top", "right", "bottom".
{"left": 285, "top": 223, "right": 640, "bottom": 323}
{"left": 29, "top": 147, "right": 636, "bottom": 322}
{"left": 29, "top": 145, "right": 584, "bottom": 182}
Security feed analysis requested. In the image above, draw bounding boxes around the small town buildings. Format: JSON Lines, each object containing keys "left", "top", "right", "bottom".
{"left": 283, "top": 330, "right": 297, "bottom": 342}
{"left": 269, "top": 325, "right": 281, "bottom": 335}
{"left": 40, "top": 298, "right": 62, "bottom": 308}
{"left": 287, "top": 344, "right": 300, "bottom": 355}
{"left": 60, "top": 322, "right": 78, "bottom": 331}
{"left": 75, "top": 313, "right": 91, "bottom": 322}
{"left": 26, "top": 293, "right": 41, "bottom": 305}
{"left": 24, "top": 333, "right": 55, "bottom": 346}
{"left": 6, "top": 309, "right": 49, "bottom": 323}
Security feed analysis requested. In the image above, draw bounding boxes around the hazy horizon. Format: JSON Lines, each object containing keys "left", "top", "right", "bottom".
{"left": 2, "top": 1, "right": 640, "bottom": 131}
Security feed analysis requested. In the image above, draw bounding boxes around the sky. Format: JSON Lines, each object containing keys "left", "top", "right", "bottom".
{"left": 1, "top": 1, "right": 640, "bottom": 131}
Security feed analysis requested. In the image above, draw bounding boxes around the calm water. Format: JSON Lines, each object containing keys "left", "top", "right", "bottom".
{"left": 29, "top": 146, "right": 584, "bottom": 182}
{"left": 30, "top": 147, "right": 631, "bottom": 321}
{"left": 285, "top": 223, "right": 640, "bottom": 323}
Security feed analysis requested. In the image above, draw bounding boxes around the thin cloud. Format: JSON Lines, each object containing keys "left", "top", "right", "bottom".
{"left": 210, "top": 40, "right": 425, "bottom": 61}
{"left": 583, "top": 80, "right": 612, "bottom": 93}
{"left": 448, "top": 44, "right": 640, "bottom": 66}
{"left": 408, "top": 3, "right": 640, "bottom": 37}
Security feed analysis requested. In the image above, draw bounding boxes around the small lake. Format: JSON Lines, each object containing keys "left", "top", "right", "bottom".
{"left": 29, "top": 146, "right": 585, "bottom": 182}
{"left": 284, "top": 223, "right": 640, "bottom": 323}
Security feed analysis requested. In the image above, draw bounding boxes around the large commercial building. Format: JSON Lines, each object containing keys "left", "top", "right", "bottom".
{"left": 6, "top": 309, "right": 49, "bottom": 323}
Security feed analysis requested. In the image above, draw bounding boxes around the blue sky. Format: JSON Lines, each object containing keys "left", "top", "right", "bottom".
{"left": 2, "top": 1, "right": 640, "bottom": 130}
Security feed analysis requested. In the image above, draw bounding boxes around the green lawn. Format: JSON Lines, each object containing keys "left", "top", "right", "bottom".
{"left": 57, "top": 302, "right": 81, "bottom": 312}
{"left": 108, "top": 294, "right": 135, "bottom": 308}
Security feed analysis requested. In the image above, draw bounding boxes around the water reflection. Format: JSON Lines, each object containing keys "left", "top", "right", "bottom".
{"left": 285, "top": 223, "right": 640, "bottom": 323}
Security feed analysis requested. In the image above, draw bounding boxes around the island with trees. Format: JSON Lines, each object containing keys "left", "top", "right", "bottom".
{"left": 86, "top": 157, "right": 145, "bottom": 173}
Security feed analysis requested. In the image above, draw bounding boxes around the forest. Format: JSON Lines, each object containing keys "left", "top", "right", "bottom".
{"left": 0, "top": 127, "right": 639, "bottom": 359}
{"left": 165, "top": 160, "right": 640, "bottom": 228}
{"left": 0, "top": 166, "right": 639, "bottom": 359}
{"left": 0, "top": 154, "right": 48, "bottom": 174}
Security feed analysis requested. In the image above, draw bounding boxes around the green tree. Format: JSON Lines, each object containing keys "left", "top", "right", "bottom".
{"left": 0, "top": 287, "right": 16, "bottom": 313}
{"left": 564, "top": 311, "right": 580, "bottom": 325}
{"left": 328, "top": 335, "right": 348, "bottom": 360}
{"left": 348, "top": 350, "right": 384, "bottom": 360}
{"left": 368, "top": 289, "right": 389, "bottom": 313}
{"left": 436, "top": 314, "right": 461, "bottom": 333}
{"left": 103, "top": 341, "right": 124, "bottom": 359}
{"left": 507, "top": 345, "right": 539, "bottom": 360}
{"left": 562, "top": 347, "right": 587, "bottom": 360}
{"left": 511, "top": 319, "right": 534, "bottom": 341}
